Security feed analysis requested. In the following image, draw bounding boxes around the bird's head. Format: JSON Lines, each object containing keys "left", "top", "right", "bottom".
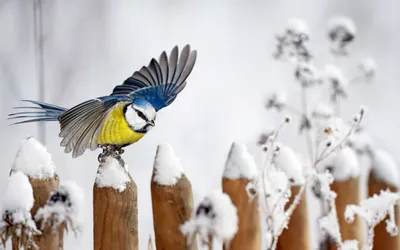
{"left": 124, "top": 98, "right": 156, "bottom": 133}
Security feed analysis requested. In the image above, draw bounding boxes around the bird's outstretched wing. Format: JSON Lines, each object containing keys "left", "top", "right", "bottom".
{"left": 58, "top": 96, "right": 128, "bottom": 158}
{"left": 111, "top": 45, "right": 197, "bottom": 111}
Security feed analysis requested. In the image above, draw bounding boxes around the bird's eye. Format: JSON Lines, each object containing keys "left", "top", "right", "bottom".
{"left": 136, "top": 110, "right": 147, "bottom": 121}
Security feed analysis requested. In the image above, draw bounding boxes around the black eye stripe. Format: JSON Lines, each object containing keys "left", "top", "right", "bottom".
{"left": 137, "top": 110, "right": 148, "bottom": 121}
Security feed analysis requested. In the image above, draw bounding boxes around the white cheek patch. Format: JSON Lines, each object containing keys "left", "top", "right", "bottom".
{"left": 125, "top": 106, "right": 146, "bottom": 130}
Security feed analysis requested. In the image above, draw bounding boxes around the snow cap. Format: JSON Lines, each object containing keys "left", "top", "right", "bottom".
{"left": 372, "top": 149, "right": 400, "bottom": 188}
{"left": 316, "top": 146, "right": 360, "bottom": 181}
{"left": 287, "top": 18, "right": 310, "bottom": 36}
{"left": 153, "top": 143, "right": 184, "bottom": 186}
{"left": 1, "top": 171, "right": 34, "bottom": 213}
{"left": 180, "top": 190, "right": 238, "bottom": 244}
{"left": 12, "top": 137, "right": 56, "bottom": 179}
{"left": 273, "top": 144, "right": 305, "bottom": 184}
{"left": 223, "top": 142, "right": 257, "bottom": 180}
{"left": 95, "top": 156, "right": 130, "bottom": 192}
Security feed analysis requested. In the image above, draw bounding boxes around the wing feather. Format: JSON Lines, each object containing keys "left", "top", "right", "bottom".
{"left": 110, "top": 45, "right": 197, "bottom": 111}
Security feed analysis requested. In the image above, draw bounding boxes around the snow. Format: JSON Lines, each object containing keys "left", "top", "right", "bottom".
{"left": 345, "top": 190, "right": 400, "bottom": 229}
{"left": 319, "top": 210, "right": 342, "bottom": 245}
{"left": 95, "top": 156, "right": 130, "bottom": 192}
{"left": 152, "top": 143, "right": 184, "bottom": 186}
{"left": 315, "top": 116, "right": 349, "bottom": 158}
{"left": 35, "top": 180, "right": 84, "bottom": 234}
{"left": 372, "top": 149, "right": 400, "bottom": 188}
{"left": 324, "top": 65, "right": 349, "bottom": 92}
{"left": 348, "top": 130, "right": 374, "bottom": 155}
{"left": 266, "top": 92, "right": 287, "bottom": 110}
{"left": 11, "top": 137, "right": 56, "bottom": 179}
{"left": 312, "top": 102, "right": 334, "bottom": 119}
{"left": 1, "top": 171, "right": 34, "bottom": 214}
{"left": 295, "top": 62, "right": 322, "bottom": 87}
{"left": 359, "top": 57, "right": 377, "bottom": 78}
{"left": 273, "top": 144, "right": 305, "bottom": 184}
{"left": 223, "top": 142, "right": 257, "bottom": 180}
{"left": 328, "top": 16, "right": 356, "bottom": 38}
{"left": 287, "top": 18, "right": 310, "bottom": 36}
{"left": 316, "top": 146, "right": 360, "bottom": 181}
{"left": 180, "top": 190, "right": 238, "bottom": 245}
{"left": 342, "top": 240, "right": 359, "bottom": 250}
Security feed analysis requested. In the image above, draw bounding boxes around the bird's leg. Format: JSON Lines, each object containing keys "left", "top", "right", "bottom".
{"left": 97, "top": 145, "right": 126, "bottom": 167}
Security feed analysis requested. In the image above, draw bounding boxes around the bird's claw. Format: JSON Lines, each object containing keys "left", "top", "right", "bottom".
{"left": 98, "top": 145, "right": 125, "bottom": 167}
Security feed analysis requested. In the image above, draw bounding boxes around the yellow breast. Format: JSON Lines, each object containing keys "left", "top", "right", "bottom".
{"left": 97, "top": 102, "right": 145, "bottom": 146}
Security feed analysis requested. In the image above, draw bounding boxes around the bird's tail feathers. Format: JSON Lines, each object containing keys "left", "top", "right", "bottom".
{"left": 8, "top": 100, "right": 67, "bottom": 125}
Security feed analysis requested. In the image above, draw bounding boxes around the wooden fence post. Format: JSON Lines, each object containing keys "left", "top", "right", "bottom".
{"left": 221, "top": 142, "right": 260, "bottom": 250}
{"left": 315, "top": 146, "right": 363, "bottom": 249}
{"left": 93, "top": 155, "right": 138, "bottom": 250}
{"left": 329, "top": 177, "right": 363, "bottom": 249}
{"left": 10, "top": 137, "right": 60, "bottom": 249}
{"left": 368, "top": 148, "right": 400, "bottom": 250}
{"left": 277, "top": 185, "right": 310, "bottom": 250}
{"left": 151, "top": 143, "right": 197, "bottom": 250}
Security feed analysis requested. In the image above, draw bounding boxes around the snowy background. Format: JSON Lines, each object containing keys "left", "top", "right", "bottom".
{"left": 1, "top": 0, "right": 400, "bottom": 249}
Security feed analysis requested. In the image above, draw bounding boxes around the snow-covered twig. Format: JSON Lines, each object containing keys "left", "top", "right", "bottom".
{"left": 345, "top": 190, "right": 400, "bottom": 250}
{"left": 180, "top": 191, "right": 238, "bottom": 249}
{"left": 35, "top": 180, "right": 84, "bottom": 238}
{"left": 0, "top": 171, "right": 41, "bottom": 249}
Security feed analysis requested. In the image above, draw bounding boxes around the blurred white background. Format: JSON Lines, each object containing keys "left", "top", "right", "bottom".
{"left": 1, "top": 0, "right": 400, "bottom": 249}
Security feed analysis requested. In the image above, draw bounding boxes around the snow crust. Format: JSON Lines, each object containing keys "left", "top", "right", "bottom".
{"left": 12, "top": 137, "right": 56, "bottom": 179}
{"left": 180, "top": 190, "right": 238, "bottom": 245}
{"left": 273, "top": 144, "right": 305, "bottom": 184}
{"left": 95, "top": 156, "right": 130, "bottom": 192}
{"left": 316, "top": 146, "right": 360, "bottom": 181}
{"left": 153, "top": 143, "right": 184, "bottom": 186}
{"left": 223, "top": 142, "right": 257, "bottom": 180}
{"left": 372, "top": 149, "right": 400, "bottom": 188}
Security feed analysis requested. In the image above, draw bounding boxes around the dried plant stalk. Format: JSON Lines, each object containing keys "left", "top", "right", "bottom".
{"left": 329, "top": 177, "right": 363, "bottom": 250}
{"left": 368, "top": 170, "right": 400, "bottom": 250}
{"left": 93, "top": 174, "right": 138, "bottom": 250}
{"left": 222, "top": 178, "right": 261, "bottom": 250}
{"left": 151, "top": 174, "right": 197, "bottom": 250}
{"left": 276, "top": 185, "right": 311, "bottom": 250}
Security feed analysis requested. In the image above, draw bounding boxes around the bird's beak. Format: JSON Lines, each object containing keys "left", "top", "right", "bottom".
{"left": 148, "top": 120, "right": 155, "bottom": 127}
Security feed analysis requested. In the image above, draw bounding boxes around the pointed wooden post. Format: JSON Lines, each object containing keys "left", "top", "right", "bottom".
{"left": 330, "top": 177, "right": 363, "bottom": 249}
{"left": 10, "top": 137, "right": 61, "bottom": 250}
{"left": 277, "top": 185, "right": 310, "bottom": 250}
{"left": 222, "top": 143, "right": 260, "bottom": 250}
{"left": 151, "top": 143, "right": 197, "bottom": 250}
{"left": 93, "top": 156, "right": 138, "bottom": 250}
{"left": 316, "top": 147, "right": 363, "bottom": 250}
{"left": 368, "top": 149, "right": 400, "bottom": 250}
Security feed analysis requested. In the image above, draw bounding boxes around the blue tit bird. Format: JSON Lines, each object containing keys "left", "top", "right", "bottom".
{"left": 9, "top": 45, "right": 197, "bottom": 158}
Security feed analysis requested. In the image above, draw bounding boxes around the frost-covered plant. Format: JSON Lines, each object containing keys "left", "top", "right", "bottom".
{"left": 35, "top": 180, "right": 84, "bottom": 237}
{"left": 0, "top": 171, "right": 40, "bottom": 249}
{"left": 345, "top": 190, "right": 400, "bottom": 250}
{"left": 180, "top": 191, "right": 238, "bottom": 249}
{"left": 261, "top": 16, "right": 372, "bottom": 249}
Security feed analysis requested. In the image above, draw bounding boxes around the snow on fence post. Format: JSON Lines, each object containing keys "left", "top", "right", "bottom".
{"left": 9, "top": 137, "right": 60, "bottom": 249}
{"left": 150, "top": 143, "right": 197, "bottom": 250}
{"left": 367, "top": 149, "right": 400, "bottom": 249}
{"left": 221, "top": 143, "right": 260, "bottom": 250}
{"left": 93, "top": 156, "right": 138, "bottom": 250}
{"left": 181, "top": 191, "right": 238, "bottom": 250}
{"left": 275, "top": 146, "right": 310, "bottom": 250}
{"left": 316, "top": 146, "right": 363, "bottom": 249}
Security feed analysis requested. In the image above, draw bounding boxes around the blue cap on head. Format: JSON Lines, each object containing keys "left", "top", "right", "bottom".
{"left": 132, "top": 97, "right": 154, "bottom": 109}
